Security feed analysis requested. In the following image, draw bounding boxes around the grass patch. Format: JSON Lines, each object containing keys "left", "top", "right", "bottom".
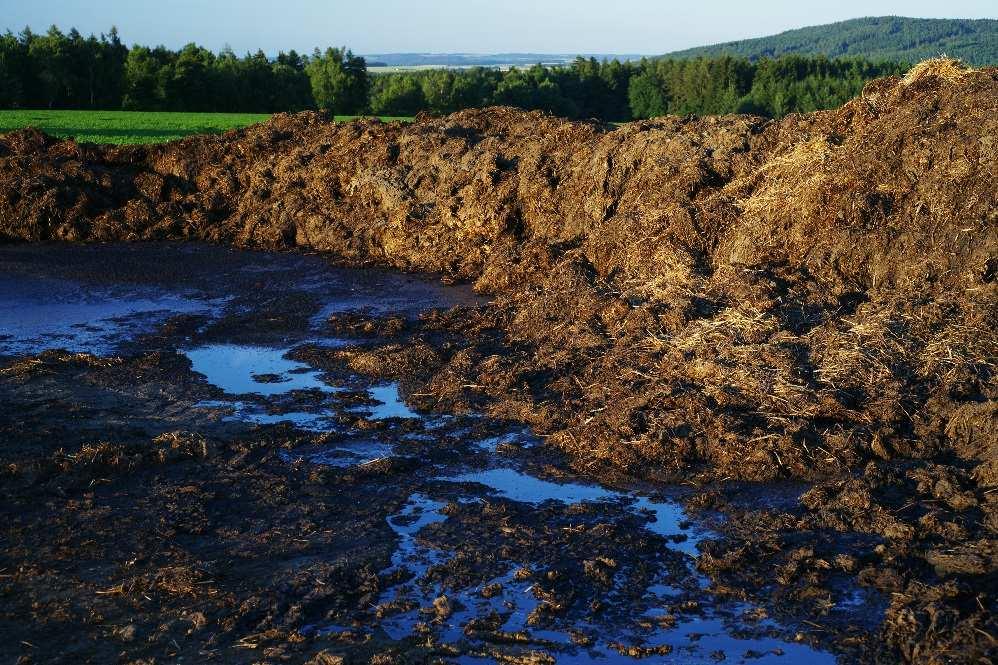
{"left": 0, "top": 110, "right": 413, "bottom": 145}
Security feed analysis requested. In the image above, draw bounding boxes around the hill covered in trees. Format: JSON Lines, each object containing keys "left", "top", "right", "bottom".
{"left": 665, "top": 16, "right": 998, "bottom": 65}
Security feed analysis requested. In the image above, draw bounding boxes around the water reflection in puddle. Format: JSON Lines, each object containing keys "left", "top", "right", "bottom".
{"left": 280, "top": 439, "right": 396, "bottom": 468}
{"left": 0, "top": 275, "right": 222, "bottom": 356}
{"left": 445, "top": 467, "right": 612, "bottom": 505}
{"left": 186, "top": 347, "right": 424, "bottom": 466}
{"left": 196, "top": 399, "right": 340, "bottom": 431}
{"left": 441, "top": 467, "right": 703, "bottom": 558}
{"left": 628, "top": 612, "right": 838, "bottom": 665}
{"left": 358, "top": 383, "right": 420, "bottom": 420}
{"left": 185, "top": 347, "right": 419, "bottom": 428}
{"left": 185, "top": 344, "right": 337, "bottom": 396}
{"left": 474, "top": 429, "right": 527, "bottom": 453}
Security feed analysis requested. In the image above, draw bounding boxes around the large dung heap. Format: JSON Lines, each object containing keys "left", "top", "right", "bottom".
{"left": 1, "top": 59, "right": 995, "bottom": 662}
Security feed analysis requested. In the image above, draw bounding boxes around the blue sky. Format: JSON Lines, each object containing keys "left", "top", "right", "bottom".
{"left": 1, "top": 1, "right": 994, "bottom": 54}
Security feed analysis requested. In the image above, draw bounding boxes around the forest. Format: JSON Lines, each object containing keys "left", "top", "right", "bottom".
{"left": 666, "top": 16, "right": 998, "bottom": 66}
{"left": 0, "top": 25, "right": 909, "bottom": 121}
{"left": 370, "top": 57, "right": 906, "bottom": 120}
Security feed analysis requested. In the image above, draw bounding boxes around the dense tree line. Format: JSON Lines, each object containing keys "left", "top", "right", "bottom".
{"left": 369, "top": 59, "right": 632, "bottom": 120}
{"left": 627, "top": 56, "right": 906, "bottom": 118}
{"left": 0, "top": 26, "right": 367, "bottom": 114}
{"left": 373, "top": 56, "right": 906, "bottom": 120}
{"left": 0, "top": 25, "right": 908, "bottom": 121}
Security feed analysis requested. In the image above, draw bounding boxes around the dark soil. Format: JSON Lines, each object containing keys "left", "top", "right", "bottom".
{"left": 0, "top": 60, "right": 995, "bottom": 663}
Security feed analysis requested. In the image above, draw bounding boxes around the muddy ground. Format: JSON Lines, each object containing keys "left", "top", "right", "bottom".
{"left": 0, "top": 60, "right": 996, "bottom": 663}
{"left": 1, "top": 244, "right": 878, "bottom": 665}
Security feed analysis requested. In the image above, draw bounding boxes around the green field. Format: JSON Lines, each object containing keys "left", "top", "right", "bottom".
{"left": 0, "top": 110, "right": 413, "bottom": 145}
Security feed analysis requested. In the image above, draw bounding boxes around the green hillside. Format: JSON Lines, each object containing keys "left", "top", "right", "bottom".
{"left": 665, "top": 16, "right": 998, "bottom": 65}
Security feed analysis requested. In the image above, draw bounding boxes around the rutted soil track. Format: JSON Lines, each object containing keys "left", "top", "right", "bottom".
{"left": 1, "top": 60, "right": 996, "bottom": 662}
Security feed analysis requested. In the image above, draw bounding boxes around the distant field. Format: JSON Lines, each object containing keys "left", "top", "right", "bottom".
{"left": 0, "top": 110, "right": 413, "bottom": 145}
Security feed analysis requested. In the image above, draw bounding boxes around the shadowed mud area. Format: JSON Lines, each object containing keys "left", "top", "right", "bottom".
{"left": 0, "top": 60, "right": 996, "bottom": 663}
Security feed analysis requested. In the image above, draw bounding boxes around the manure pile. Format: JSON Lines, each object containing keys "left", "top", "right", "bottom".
{"left": 1, "top": 59, "right": 996, "bottom": 662}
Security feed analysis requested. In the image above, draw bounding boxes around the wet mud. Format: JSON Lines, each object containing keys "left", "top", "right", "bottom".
{"left": 1, "top": 244, "right": 878, "bottom": 665}
{"left": 1, "top": 60, "right": 996, "bottom": 664}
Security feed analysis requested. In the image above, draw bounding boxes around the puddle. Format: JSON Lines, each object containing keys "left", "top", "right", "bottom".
{"left": 185, "top": 344, "right": 338, "bottom": 396}
{"left": 279, "top": 439, "right": 396, "bottom": 468}
{"left": 359, "top": 383, "right": 421, "bottom": 420}
{"left": 0, "top": 274, "right": 221, "bottom": 356}
{"left": 442, "top": 467, "right": 703, "bottom": 557}
{"left": 474, "top": 429, "right": 530, "bottom": 453}
{"left": 625, "top": 611, "right": 838, "bottom": 665}
{"left": 445, "top": 467, "right": 615, "bottom": 505}
{"left": 196, "top": 399, "right": 340, "bottom": 431}
{"left": 388, "top": 493, "right": 450, "bottom": 548}
{"left": 376, "top": 493, "right": 455, "bottom": 640}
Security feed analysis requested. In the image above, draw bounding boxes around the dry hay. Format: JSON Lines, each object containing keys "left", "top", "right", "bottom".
{"left": 902, "top": 57, "right": 972, "bottom": 86}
